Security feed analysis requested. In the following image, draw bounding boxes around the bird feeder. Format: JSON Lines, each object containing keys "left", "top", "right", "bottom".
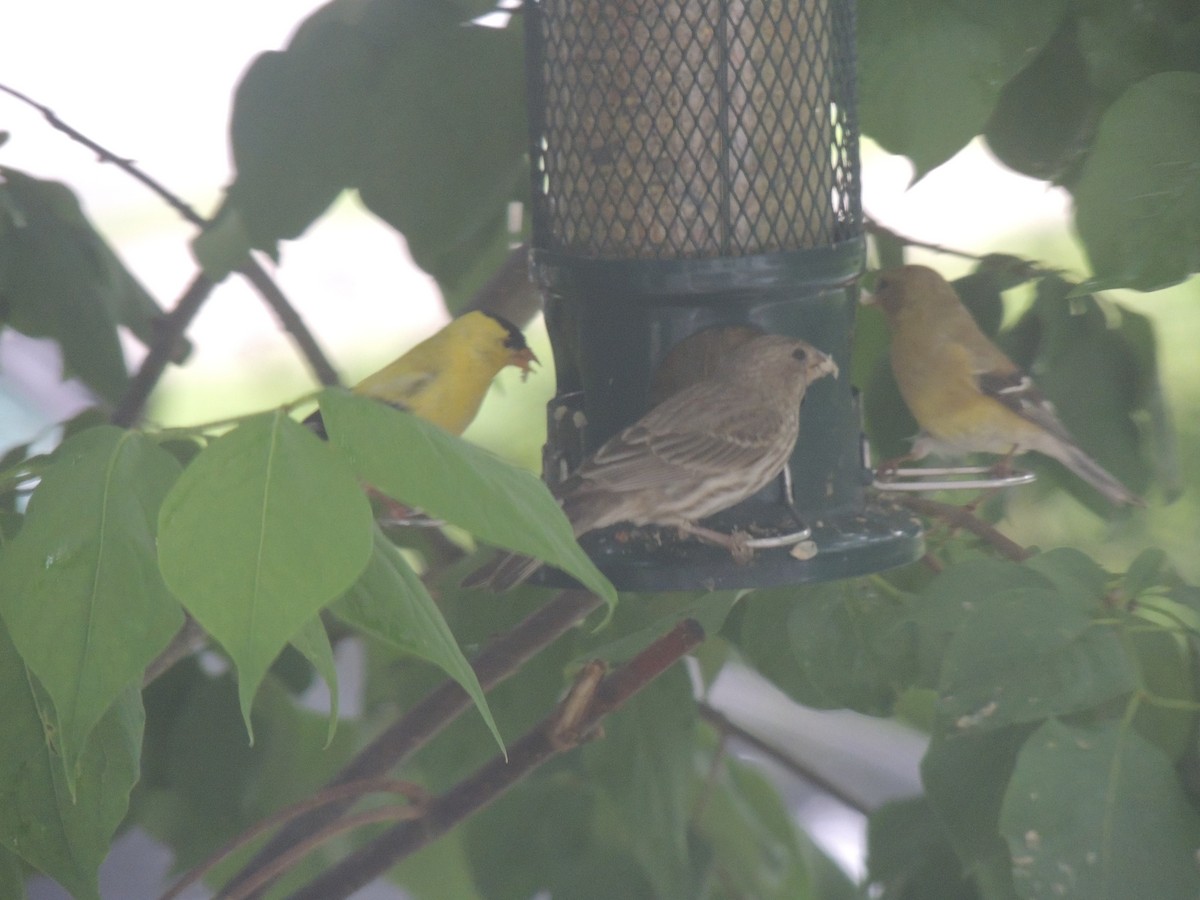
{"left": 524, "top": 0, "right": 922, "bottom": 590}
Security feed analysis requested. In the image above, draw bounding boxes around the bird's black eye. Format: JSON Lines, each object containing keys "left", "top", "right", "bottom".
{"left": 791, "top": 347, "right": 807, "bottom": 362}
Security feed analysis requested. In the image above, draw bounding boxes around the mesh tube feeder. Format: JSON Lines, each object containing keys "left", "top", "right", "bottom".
{"left": 524, "top": 0, "right": 922, "bottom": 590}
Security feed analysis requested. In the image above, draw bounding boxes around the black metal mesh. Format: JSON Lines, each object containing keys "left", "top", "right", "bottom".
{"left": 526, "top": 0, "right": 861, "bottom": 259}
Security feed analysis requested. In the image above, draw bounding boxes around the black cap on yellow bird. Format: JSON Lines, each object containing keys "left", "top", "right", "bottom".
{"left": 482, "top": 311, "right": 539, "bottom": 381}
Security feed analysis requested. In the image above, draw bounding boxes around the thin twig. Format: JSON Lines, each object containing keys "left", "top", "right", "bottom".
{"left": 864, "top": 218, "right": 986, "bottom": 263}
{"left": 142, "top": 616, "right": 207, "bottom": 687}
{"left": 899, "top": 495, "right": 1033, "bottom": 562}
{"left": 220, "top": 806, "right": 419, "bottom": 900}
{"left": 1, "top": 82, "right": 340, "bottom": 389}
{"left": 696, "top": 701, "right": 873, "bottom": 817}
{"left": 0, "top": 82, "right": 208, "bottom": 226}
{"left": 160, "top": 777, "right": 425, "bottom": 900}
{"left": 111, "top": 272, "right": 214, "bottom": 427}
{"left": 223, "top": 589, "right": 605, "bottom": 898}
{"left": 239, "top": 259, "right": 340, "bottom": 386}
{"left": 284, "top": 618, "right": 706, "bottom": 900}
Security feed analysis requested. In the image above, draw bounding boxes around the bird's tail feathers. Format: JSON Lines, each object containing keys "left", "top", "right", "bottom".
{"left": 1046, "top": 442, "right": 1144, "bottom": 507}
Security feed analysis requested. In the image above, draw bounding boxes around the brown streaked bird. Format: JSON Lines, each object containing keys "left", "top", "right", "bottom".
{"left": 866, "top": 264, "right": 1141, "bottom": 506}
{"left": 465, "top": 333, "right": 839, "bottom": 591}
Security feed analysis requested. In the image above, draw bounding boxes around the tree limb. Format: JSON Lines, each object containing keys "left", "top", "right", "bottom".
{"left": 222, "top": 588, "right": 605, "bottom": 898}
{"left": 282, "top": 618, "right": 705, "bottom": 900}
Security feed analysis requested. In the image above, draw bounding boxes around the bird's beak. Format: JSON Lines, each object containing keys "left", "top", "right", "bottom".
{"left": 811, "top": 351, "right": 839, "bottom": 382}
{"left": 509, "top": 347, "right": 540, "bottom": 382}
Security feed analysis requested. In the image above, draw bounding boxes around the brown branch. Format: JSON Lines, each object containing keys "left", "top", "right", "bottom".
{"left": 160, "top": 777, "right": 425, "bottom": 900}
{"left": 696, "top": 701, "right": 873, "bottom": 817}
{"left": 1, "top": 82, "right": 340, "bottom": 391}
{"left": 864, "top": 218, "right": 986, "bottom": 263}
{"left": 0, "top": 82, "right": 208, "bottom": 227}
{"left": 222, "top": 588, "right": 605, "bottom": 898}
{"left": 238, "top": 259, "right": 340, "bottom": 386}
{"left": 899, "top": 495, "right": 1033, "bottom": 562}
{"left": 142, "top": 616, "right": 207, "bottom": 687}
{"left": 111, "top": 272, "right": 214, "bottom": 427}
{"left": 284, "top": 618, "right": 706, "bottom": 900}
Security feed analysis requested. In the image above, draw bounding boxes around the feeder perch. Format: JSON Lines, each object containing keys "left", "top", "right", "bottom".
{"left": 523, "top": 0, "right": 923, "bottom": 590}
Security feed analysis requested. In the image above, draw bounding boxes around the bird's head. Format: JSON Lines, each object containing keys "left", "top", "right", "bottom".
{"left": 475, "top": 311, "right": 539, "bottom": 380}
{"left": 862, "top": 265, "right": 955, "bottom": 323}
{"left": 723, "top": 333, "right": 838, "bottom": 392}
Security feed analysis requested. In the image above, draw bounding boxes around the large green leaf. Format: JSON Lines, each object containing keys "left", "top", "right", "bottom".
{"left": 1000, "top": 719, "right": 1200, "bottom": 899}
{"left": 288, "top": 615, "right": 340, "bottom": 745}
{"left": 583, "top": 666, "right": 697, "bottom": 899}
{"left": 213, "top": 0, "right": 525, "bottom": 292}
{"left": 1073, "top": 72, "right": 1200, "bottom": 290}
{"left": 935, "top": 586, "right": 1135, "bottom": 732}
{"left": 0, "top": 426, "right": 181, "bottom": 788}
{"left": 999, "top": 278, "right": 1152, "bottom": 510}
{"left": 867, "top": 796, "right": 979, "bottom": 900}
{"left": 0, "top": 169, "right": 127, "bottom": 401}
{"left": 0, "top": 622, "right": 142, "bottom": 900}
{"left": 157, "top": 411, "right": 374, "bottom": 734}
{"left": 858, "top": 0, "right": 1066, "bottom": 177}
{"left": 921, "top": 726, "right": 1030, "bottom": 880}
{"left": 332, "top": 525, "right": 504, "bottom": 752}
{"left": 317, "top": 390, "right": 616, "bottom": 606}
{"left": 732, "top": 580, "right": 916, "bottom": 715}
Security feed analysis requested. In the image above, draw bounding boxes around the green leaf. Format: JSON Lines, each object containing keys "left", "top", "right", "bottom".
{"left": 157, "top": 411, "right": 374, "bottom": 736}
{"left": 0, "top": 621, "right": 142, "bottom": 900}
{"left": 317, "top": 390, "right": 616, "bottom": 607}
{"left": 135, "top": 669, "right": 361, "bottom": 876}
{"left": 733, "top": 580, "right": 915, "bottom": 714}
{"left": 332, "top": 525, "right": 504, "bottom": 753}
{"left": 0, "top": 426, "right": 182, "bottom": 788}
{"left": 574, "top": 590, "right": 741, "bottom": 670}
{"left": 858, "top": 1, "right": 1066, "bottom": 177}
{"left": 1000, "top": 278, "right": 1150, "bottom": 510}
{"left": 0, "top": 168, "right": 128, "bottom": 401}
{"left": 1073, "top": 72, "right": 1200, "bottom": 290}
{"left": 867, "top": 796, "right": 978, "bottom": 900}
{"left": 1000, "top": 719, "right": 1200, "bottom": 899}
{"left": 936, "top": 586, "right": 1135, "bottom": 732}
{"left": 1021, "top": 548, "right": 1108, "bottom": 612}
{"left": 921, "top": 727, "right": 1030, "bottom": 879}
{"left": 221, "top": 0, "right": 526, "bottom": 293}
{"left": 583, "top": 666, "right": 696, "bottom": 899}
{"left": 288, "top": 616, "right": 339, "bottom": 745}
{"left": 982, "top": 16, "right": 1098, "bottom": 183}
{"left": 694, "top": 754, "right": 829, "bottom": 899}
{"left": 0, "top": 849, "right": 25, "bottom": 900}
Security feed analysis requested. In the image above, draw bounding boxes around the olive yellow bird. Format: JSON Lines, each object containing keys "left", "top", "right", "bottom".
{"left": 306, "top": 310, "right": 537, "bottom": 437}
{"left": 867, "top": 265, "right": 1141, "bottom": 507}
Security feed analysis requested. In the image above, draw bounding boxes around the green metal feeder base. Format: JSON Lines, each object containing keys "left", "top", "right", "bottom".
{"left": 533, "top": 495, "right": 924, "bottom": 593}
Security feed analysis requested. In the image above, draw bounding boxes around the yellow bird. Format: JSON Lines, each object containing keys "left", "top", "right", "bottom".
{"left": 307, "top": 310, "right": 538, "bottom": 437}
{"left": 867, "top": 265, "right": 1142, "bottom": 507}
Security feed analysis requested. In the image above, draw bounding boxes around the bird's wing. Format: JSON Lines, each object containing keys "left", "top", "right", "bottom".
{"left": 355, "top": 368, "right": 435, "bottom": 408}
{"left": 974, "top": 367, "right": 1076, "bottom": 444}
{"left": 576, "top": 403, "right": 788, "bottom": 493}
